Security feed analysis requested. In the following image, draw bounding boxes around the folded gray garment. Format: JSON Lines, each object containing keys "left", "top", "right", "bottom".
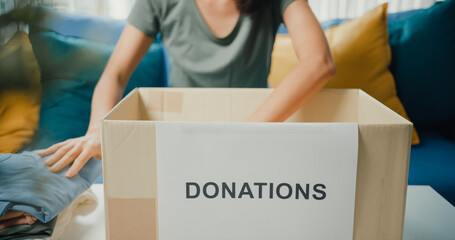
{"left": 0, "top": 216, "right": 57, "bottom": 240}
{"left": 0, "top": 150, "right": 102, "bottom": 223}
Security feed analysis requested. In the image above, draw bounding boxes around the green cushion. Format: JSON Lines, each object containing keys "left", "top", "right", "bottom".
{"left": 388, "top": 0, "right": 455, "bottom": 127}
{"left": 29, "top": 31, "right": 166, "bottom": 149}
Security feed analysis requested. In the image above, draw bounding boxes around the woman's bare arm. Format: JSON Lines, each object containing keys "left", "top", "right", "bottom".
{"left": 38, "top": 24, "right": 154, "bottom": 177}
{"left": 246, "top": 0, "right": 335, "bottom": 122}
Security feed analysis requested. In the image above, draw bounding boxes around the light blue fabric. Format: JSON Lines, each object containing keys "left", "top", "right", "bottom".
{"left": 0, "top": 150, "right": 101, "bottom": 223}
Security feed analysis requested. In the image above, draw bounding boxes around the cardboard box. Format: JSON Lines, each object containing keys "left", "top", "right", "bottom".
{"left": 101, "top": 88, "right": 412, "bottom": 240}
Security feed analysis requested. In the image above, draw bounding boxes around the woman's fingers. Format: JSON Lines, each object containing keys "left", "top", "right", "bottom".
{"left": 65, "top": 149, "right": 92, "bottom": 178}
{"left": 37, "top": 140, "right": 68, "bottom": 157}
{"left": 40, "top": 132, "right": 101, "bottom": 177}
{"left": 44, "top": 143, "right": 73, "bottom": 166}
{"left": 49, "top": 145, "right": 82, "bottom": 173}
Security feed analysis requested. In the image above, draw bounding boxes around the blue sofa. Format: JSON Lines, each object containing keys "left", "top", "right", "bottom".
{"left": 27, "top": 2, "right": 454, "bottom": 205}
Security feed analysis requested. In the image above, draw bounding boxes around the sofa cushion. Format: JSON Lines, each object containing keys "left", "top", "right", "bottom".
{"left": 409, "top": 131, "right": 455, "bottom": 206}
{"left": 31, "top": 6, "right": 172, "bottom": 80}
{"left": 388, "top": 0, "right": 455, "bottom": 128}
{"left": 28, "top": 31, "right": 166, "bottom": 149}
{"left": 269, "top": 4, "right": 419, "bottom": 144}
{"left": 0, "top": 32, "right": 41, "bottom": 153}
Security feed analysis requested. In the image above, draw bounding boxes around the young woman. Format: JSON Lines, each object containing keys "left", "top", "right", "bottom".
{"left": 38, "top": 0, "right": 336, "bottom": 177}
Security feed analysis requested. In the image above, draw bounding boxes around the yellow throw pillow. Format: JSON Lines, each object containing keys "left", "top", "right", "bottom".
{"left": 0, "top": 32, "right": 41, "bottom": 153}
{"left": 268, "top": 3, "right": 419, "bottom": 144}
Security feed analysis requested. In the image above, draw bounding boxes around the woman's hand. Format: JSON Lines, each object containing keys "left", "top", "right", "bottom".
{"left": 37, "top": 130, "right": 101, "bottom": 178}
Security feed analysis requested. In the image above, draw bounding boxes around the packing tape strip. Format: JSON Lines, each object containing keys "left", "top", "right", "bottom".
{"left": 147, "top": 90, "right": 183, "bottom": 113}
{"left": 108, "top": 198, "right": 157, "bottom": 240}
{"left": 164, "top": 91, "right": 183, "bottom": 113}
{"left": 147, "top": 90, "right": 163, "bottom": 112}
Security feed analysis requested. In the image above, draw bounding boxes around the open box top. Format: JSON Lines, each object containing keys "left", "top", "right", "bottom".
{"left": 103, "top": 88, "right": 411, "bottom": 125}
{"left": 102, "top": 88, "right": 413, "bottom": 240}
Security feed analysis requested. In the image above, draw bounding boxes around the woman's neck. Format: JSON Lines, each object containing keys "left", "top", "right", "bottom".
{"left": 194, "top": 0, "right": 240, "bottom": 38}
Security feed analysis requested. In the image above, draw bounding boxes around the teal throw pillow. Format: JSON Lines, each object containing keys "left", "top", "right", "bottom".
{"left": 388, "top": 0, "right": 455, "bottom": 127}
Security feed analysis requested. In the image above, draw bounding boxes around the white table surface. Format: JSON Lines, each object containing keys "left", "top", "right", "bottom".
{"left": 403, "top": 186, "right": 455, "bottom": 240}
{"left": 60, "top": 185, "right": 455, "bottom": 240}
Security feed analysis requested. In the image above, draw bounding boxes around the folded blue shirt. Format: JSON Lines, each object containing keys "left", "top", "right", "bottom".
{"left": 0, "top": 150, "right": 101, "bottom": 223}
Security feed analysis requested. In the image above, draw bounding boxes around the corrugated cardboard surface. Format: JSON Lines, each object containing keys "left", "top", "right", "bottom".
{"left": 102, "top": 88, "right": 412, "bottom": 240}
{"left": 108, "top": 198, "right": 157, "bottom": 240}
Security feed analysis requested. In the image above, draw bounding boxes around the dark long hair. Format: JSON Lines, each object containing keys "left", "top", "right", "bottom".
{"left": 234, "top": 0, "right": 272, "bottom": 15}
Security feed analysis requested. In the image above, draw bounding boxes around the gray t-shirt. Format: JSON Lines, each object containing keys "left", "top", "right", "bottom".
{"left": 128, "top": 0, "right": 295, "bottom": 87}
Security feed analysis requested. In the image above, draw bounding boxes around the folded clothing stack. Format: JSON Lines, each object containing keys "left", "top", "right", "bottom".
{"left": 0, "top": 211, "right": 38, "bottom": 230}
{"left": 0, "top": 150, "right": 101, "bottom": 239}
